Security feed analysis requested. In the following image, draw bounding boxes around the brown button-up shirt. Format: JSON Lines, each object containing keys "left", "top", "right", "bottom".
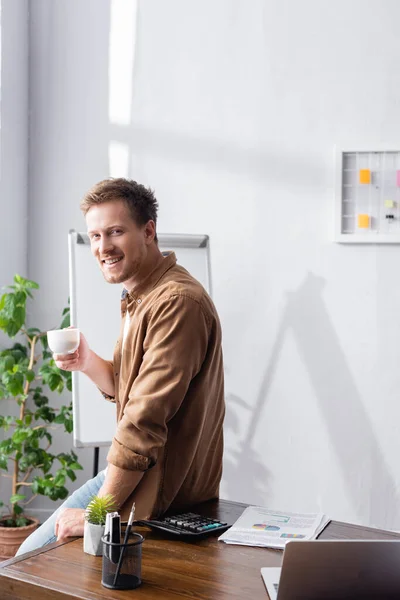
{"left": 106, "top": 252, "right": 225, "bottom": 521}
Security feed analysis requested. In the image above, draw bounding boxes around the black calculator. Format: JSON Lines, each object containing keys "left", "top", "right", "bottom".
{"left": 137, "top": 512, "right": 230, "bottom": 538}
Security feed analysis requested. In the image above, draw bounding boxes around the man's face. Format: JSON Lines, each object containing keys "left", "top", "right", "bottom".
{"left": 86, "top": 199, "right": 152, "bottom": 288}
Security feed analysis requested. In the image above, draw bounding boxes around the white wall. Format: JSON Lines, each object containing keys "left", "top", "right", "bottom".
{"left": 0, "top": 0, "right": 29, "bottom": 507}
{"left": 0, "top": 0, "right": 28, "bottom": 312}
{"left": 25, "top": 0, "right": 400, "bottom": 529}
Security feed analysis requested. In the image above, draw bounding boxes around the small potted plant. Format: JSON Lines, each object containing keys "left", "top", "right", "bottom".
{"left": 84, "top": 494, "right": 117, "bottom": 556}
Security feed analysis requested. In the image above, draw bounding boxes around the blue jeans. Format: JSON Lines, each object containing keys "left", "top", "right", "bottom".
{"left": 15, "top": 469, "right": 106, "bottom": 556}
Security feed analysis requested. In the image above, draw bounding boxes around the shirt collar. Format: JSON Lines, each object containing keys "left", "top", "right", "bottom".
{"left": 123, "top": 251, "right": 177, "bottom": 305}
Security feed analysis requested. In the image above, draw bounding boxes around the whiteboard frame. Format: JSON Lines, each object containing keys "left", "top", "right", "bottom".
{"left": 334, "top": 145, "right": 400, "bottom": 244}
{"left": 68, "top": 230, "right": 211, "bottom": 447}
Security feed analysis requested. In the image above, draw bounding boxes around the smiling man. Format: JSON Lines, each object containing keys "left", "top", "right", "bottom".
{"left": 16, "top": 178, "right": 225, "bottom": 554}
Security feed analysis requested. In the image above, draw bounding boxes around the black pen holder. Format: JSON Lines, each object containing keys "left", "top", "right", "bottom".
{"left": 101, "top": 530, "right": 144, "bottom": 590}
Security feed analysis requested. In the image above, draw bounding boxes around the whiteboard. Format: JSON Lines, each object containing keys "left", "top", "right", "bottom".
{"left": 68, "top": 231, "right": 211, "bottom": 447}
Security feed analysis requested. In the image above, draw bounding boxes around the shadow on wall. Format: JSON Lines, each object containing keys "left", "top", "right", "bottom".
{"left": 224, "top": 272, "right": 398, "bottom": 530}
{"left": 223, "top": 392, "right": 271, "bottom": 507}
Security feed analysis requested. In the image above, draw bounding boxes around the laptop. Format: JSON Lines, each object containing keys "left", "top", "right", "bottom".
{"left": 261, "top": 539, "right": 400, "bottom": 599}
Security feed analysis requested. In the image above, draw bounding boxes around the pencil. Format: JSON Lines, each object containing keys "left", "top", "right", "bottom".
{"left": 112, "top": 502, "right": 135, "bottom": 587}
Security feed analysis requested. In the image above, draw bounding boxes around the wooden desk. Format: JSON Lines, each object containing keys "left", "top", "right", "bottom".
{"left": 1, "top": 499, "right": 400, "bottom": 599}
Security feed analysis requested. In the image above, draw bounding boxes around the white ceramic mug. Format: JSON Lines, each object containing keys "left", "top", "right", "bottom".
{"left": 47, "top": 328, "right": 80, "bottom": 355}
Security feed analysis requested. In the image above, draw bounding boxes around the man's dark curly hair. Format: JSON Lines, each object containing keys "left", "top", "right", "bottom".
{"left": 80, "top": 178, "right": 159, "bottom": 242}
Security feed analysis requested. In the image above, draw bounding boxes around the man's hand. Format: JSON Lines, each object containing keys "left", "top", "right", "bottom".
{"left": 54, "top": 332, "right": 91, "bottom": 372}
{"left": 54, "top": 332, "right": 115, "bottom": 397}
{"left": 55, "top": 508, "right": 86, "bottom": 541}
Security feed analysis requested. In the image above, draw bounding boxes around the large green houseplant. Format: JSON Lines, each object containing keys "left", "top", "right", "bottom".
{"left": 0, "top": 275, "right": 83, "bottom": 557}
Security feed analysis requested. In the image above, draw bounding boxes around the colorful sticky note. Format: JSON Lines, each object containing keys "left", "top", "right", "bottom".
{"left": 397, "top": 170, "right": 400, "bottom": 187}
{"left": 358, "top": 214, "right": 370, "bottom": 229}
{"left": 385, "top": 200, "right": 395, "bottom": 208}
{"left": 359, "top": 169, "right": 371, "bottom": 184}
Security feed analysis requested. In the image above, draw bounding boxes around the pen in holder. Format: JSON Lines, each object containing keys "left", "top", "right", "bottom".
{"left": 101, "top": 528, "right": 143, "bottom": 590}
{"left": 102, "top": 502, "right": 142, "bottom": 590}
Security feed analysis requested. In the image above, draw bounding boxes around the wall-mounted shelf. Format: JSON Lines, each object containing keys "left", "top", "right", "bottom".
{"left": 335, "top": 147, "right": 400, "bottom": 243}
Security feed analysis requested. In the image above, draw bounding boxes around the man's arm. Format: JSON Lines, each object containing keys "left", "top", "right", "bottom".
{"left": 55, "top": 465, "right": 143, "bottom": 541}
{"left": 81, "top": 350, "right": 115, "bottom": 398}
{"left": 97, "top": 464, "right": 144, "bottom": 505}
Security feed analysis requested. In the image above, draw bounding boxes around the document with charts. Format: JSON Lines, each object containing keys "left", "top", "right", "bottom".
{"left": 218, "top": 506, "right": 330, "bottom": 549}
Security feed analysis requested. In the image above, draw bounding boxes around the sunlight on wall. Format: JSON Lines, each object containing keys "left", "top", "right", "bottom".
{"left": 108, "top": 140, "right": 130, "bottom": 177}
{"left": 108, "top": 0, "right": 137, "bottom": 127}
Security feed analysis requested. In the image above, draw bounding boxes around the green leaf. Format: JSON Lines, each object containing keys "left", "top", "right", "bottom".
{"left": 54, "top": 473, "right": 66, "bottom": 487}
{"left": 69, "top": 462, "right": 83, "bottom": 471}
{"left": 14, "top": 275, "right": 39, "bottom": 289}
{"left": 66, "top": 469, "right": 76, "bottom": 482}
{"left": 14, "top": 291, "right": 27, "bottom": 305}
{"left": 31, "top": 479, "right": 41, "bottom": 495}
{"left": 12, "top": 429, "right": 29, "bottom": 444}
{"left": 33, "top": 392, "right": 49, "bottom": 407}
{"left": 4, "top": 371, "right": 24, "bottom": 396}
{"left": 60, "top": 313, "right": 70, "bottom": 329}
{"left": 4, "top": 355, "right": 15, "bottom": 371}
{"left": 6, "top": 319, "right": 21, "bottom": 338}
{"left": 13, "top": 504, "right": 23, "bottom": 515}
{"left": 12, "top": 305, "right": 26, "bottom": 330}
{"left": 24, "top": 278, "right": 39, "bottom": 289}
{"left": 53, "top": 414, "right": 65, "bottom": 424}
{"left": 35, "top": 405, "right": 56, "bottom": 422}
{"left": 54, "top": 486, "right": 68, "bottom": 500}
{"left": 0, "top": 454, "right": 8, "bottom": 470}
{"left": 3, "top": 294, "right": 16, "bottom": 318}
{"left": 50, "top": 373, "right": 62, "bottom": 391}
{"left": 10, "top": 494, "right": 26, "bottom": 504}
{"left": 26, "top": 369, "right": 35, "bottom": 383}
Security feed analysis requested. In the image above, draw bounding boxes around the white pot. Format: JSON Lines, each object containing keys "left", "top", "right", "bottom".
{"left": 83, "top": 520, "right": 105, "bottom": 556}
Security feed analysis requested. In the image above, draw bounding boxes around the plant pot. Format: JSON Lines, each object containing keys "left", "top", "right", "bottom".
{"left": 84, "top": 520, "right": 105, "bottom": 556}
{"left": 0, "top": 515, "right": 39, "bottom": 560}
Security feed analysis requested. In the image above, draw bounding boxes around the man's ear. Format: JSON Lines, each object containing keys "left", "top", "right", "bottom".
{"left": 144, "top": 220, "right": 156, "bottom": 244}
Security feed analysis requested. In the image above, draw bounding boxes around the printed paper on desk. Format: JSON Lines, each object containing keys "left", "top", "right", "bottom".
{"left": 218, "top": 506, "right": 330, "bottom": 549}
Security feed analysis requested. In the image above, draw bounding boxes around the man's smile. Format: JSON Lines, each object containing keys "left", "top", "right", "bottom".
{"left": 102, "top": 256, "right": 123, "bottom": 267}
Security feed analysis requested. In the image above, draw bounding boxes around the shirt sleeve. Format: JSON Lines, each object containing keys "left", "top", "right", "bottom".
{"left": 98, "top": 360, "right": 116, "bottom": 402}
{"left": 107, "top": 294, "right": 210, "bottom": 471}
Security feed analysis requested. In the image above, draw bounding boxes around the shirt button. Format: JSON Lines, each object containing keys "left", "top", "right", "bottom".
{"left": 137, "top": 298, "right": 142, "bottom": 304}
